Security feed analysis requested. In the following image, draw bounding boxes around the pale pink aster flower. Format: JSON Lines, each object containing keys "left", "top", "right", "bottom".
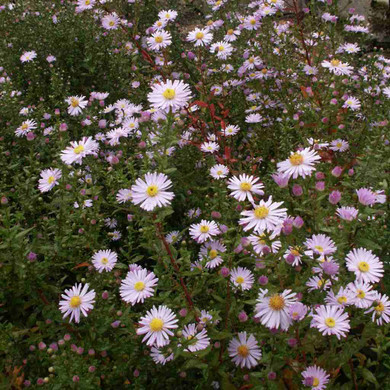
{"left": 365, "top": 292, "right": 390, "bottom": 325}
{"left": 116, "top": 189, "right": 132, "bottom": 203}
{"left": 65, "top": 96, "right": 88, "bottom": 116}
{"left": 189, "top": 220, "right": 220, "bottom": 243}
{"left": 201, "top": 141, "right": 220, "bottom": 153}
{"left": 210, "top": 164, "right": 229, "bottom": 179}
{"left": 321, "top": 59, "right": 353, "bottom": 76}
{"left": 227, "top": 174, "right": 264, "bottom": 202}
{"left": 347, "top": 281, "right": 376, "bottom": 309}
{"left": 150, "top": 347, "right": 174, "bottom": 365}
{"left": 356, "top": 188, "right": 376, "bottom": 206}
{"left": 325, "top": 286, "right": 354, "bottom": 308}
{"left": 343, "top": 96, "right": 361, "bottom": 110}
{"left": 187, "top": 28, "right": 213, "bottom": 46}
{"left": 20, "top": 50, "right": 37, "bottom": 63}
{"left": 182, "top": 323, "right": 210, "bottom": 352}
{"left": 230, "top": 267, "right": 254, "bottom": 291}
{"left": 228, "top": 332, "right": 261, "bottom": 369}
{"left": 301, "top": 365, "right": 330, "bottom": 390}
{"left": 92, "top": 249, "right": 117, "bottom": 273}
{"left": 310, "top": 305, "right": 350, "bottom": 339}
{"left": 210, "top": 41, "right": 233, "bottom": 60}
{"left": 304, "top": 234, "right": 337, "bottom": 259}
{"left": 336, "top": 206, "right": 358, "bottom": 221}
{"left": 101, "top": 13, "right": 120, "bottom": 30}
{"left": 346, "top": 248, "right": 383, "bottom": 284}
{"left": 147, "top": 30, "right": 172, "bottom": 51}
{"left": 38, "top": 168, "right": 62, "bottom": 193}
{"left": 15, "top": 119, "right": 37, "bottom": 137}
{"left": 60, "top": 137, "right": 99, "bottom": 165}
{"left": 277, "top": 148, "right": 321, "bottom": 179}
{"left": 199, "top": 240, "right": 226, "bottom": 268}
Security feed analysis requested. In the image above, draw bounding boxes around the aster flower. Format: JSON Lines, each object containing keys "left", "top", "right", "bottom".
{"left": 277, "top": 148, "right": 321, "bottom": 179}
{"left": 137, "top": 305, "right": 178, "bottom": 347}
{"left": 147, "top": 30, "right": 172, "bottom": 51}
{"left": 304, "top": 234, "right": 337, "bottom": 259}
{"left": 343, "top": 96, "right": 361, "bottom": 110}
{"left": 166, "top": 231, "right": 181, "bottom": 244}
{"left": 210, "top": 164, "right": 229, "bottom": 179}
{"left": 182, "top": 324, "right": 210, "bottom": 352}
{"left": 60, "top": 137, "right": 99, "bottom": 165}
{"left": 356, "top": 188, "right": 376, "bottom": 206}
{"left": 20, "top": 50, "right": 37, "bottom": 63}
{"left": 310, "top": 305, "right": 350, "bottom": 339}
{"left": 92, "top": 249, "right": 117, "bottom": 273}
{"left": 59, "top": 283, "right": 96, "bottom": 323}
{"left": 120, "top": 268, "right": 158, "bottom": 305}
{"left": 187, "top": 28, "right": 213, "bottom": 46}
{"left": 150, "top": 347, "right": 174, "bottom": 365}
{"left": 228, "top": 332, "right": 261, "bottom": 369}
{"left": 101, "top": 13, "right": 120, "bottom": 30}
{"left": 227, "top": 174, "right": 264, "bottom": 202}
{"left": 347, "top": 281, "right": 376, "bottom": 309}
{"left": 321, "top": 59, "right": 353, "bottom": 76}
{"left": 201, "top": 141, "right": 220, "bottom": 153}
{"left": 284, "top": 247, "right": 303, "bottom": 266}
{"left": 365, "top": 292, "right": 390, "bottom": 325}
{"left": 325, "top": 286, "right": 354, "bottom": 308}
{"left": 38, "top": 168, "right": 62, "bottom": 193}
{"left": 189, "top": 220, "right": 220, "bottom": 243}
{"left": 15, "top": 119, "right": 37, "bottom": 137}
{"left": 148, "top": 80, "right": 192, "bottom": 112}
{"left": 65, "top": 95, "right": 88, "bottom": 116}
{"left": 301, "top": 365, "right": 330, "bottom": 390}
{"left": 239, "top": 196, "right": 287, "bottom": 233}
{"left": 76, "top": 0, "right": 96, "bottom": 11}
{"left": 222, "top": 124, "right": 240, "bottom": 136}
{"left": 158, "top": 9, "right": 178, "bottom": 22}
{"left": 306, "top": 276, "right": 332, "bottom": 292}
{"left": 116, "top": 188, "right": 132, "bottom": 203}
{"left": 346, "top": 248, "right": 384, "bottom": 284}
{"left": 199, "top": 310, "right": 214, "bottom": 326}
{"left": 230, "top": 267, "right": 254, "bottom": 291}
{"left": 224, "top": 28, "right": 240, "bottom": 41}
{"left": 210, "top": 41, "right": 233, "bottom": 60}
{"left": 288, "top": 302, "right": 308, "bottom": 321}
{"left": 330, "top": 139, "right": 349, "bottom": 152}
{"left": 199, "top": 240, "right": 226, "bottom": 268}
{"left": 254, "top": 289, "right": 297, "bottom": 330}
{"left": 336, "top": 206, "right": 358, "bottom": 221}
{"left": 131, "top": 172, "right": 174, "bottom": 211}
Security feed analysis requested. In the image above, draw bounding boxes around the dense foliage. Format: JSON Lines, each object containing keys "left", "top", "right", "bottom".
{"left": 0, "top": 0, "right": 389, "bottom": 388}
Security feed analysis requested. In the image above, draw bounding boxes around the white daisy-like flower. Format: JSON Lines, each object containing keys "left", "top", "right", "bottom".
{"left": 60, "top": 136, "right": 99, "bottom": 165}
{"left": 199, "top": 310, "right": 213, "bottom": 326}
{"left": 147, "top": 30, "right": 172, "bottom": 51}
{"left": 65, "top": 95, "right": 88, "bottom": 116}
{"left": 228, "top": 332, "right": 261, "bottom": 369}
{"left": 284, "top": 246, "right": 303, "bottom": 266}
{"left": 210, "top": 41, "right": 233, "bottom": 60}
{"left": 330, "top": 139, "right": 349, "bottom": 152}
{"left": 277, "top": 148, "right": 321, "bottom": 179}
{"left": 210, "top": 164, "right": 229, "bottom": 179}
{"left": 137, "top": 305, "right": 178, "bottom": 347}
{"left": 239, "top": 196, "right": 287, "bottom": 233}
{"left": 325, "top": 286, "right": 354, "bottom": 308}
{"left": 224, "top": 28, "right": 240, "bottom": 42}
{"left": 158, "top": 9, "right": 178, "bottom": 22}
{"left": 382, "top": 86, "right": 390, "bottom": 98}
{"left": 148, "top": 80, "right": 192, "bottom": 112}
{"left": 222, "top": 124, "right": 240, "bottom": 136}
{"left": 304, "top": 234, "right": 337, "bottom": 260}
{"left": 76, "top": 0, "right": 96, "bottom": 11}
{"left": 38, "top": 168, "right": 62, "bottom": 193}
{"left": 59, "top": 283, "right": 96, "bottom": 323}
{"left": 150, "top": 347, "right": 174, "bottom": 365}
{"left": 365, "top": 292, "right": 390, "bottom": 326}
{"left": 227, "top": 174, "right": 264, "bottom": 202}
{"left": 248, "top": 233, "right": 281, "bottom": 256}
{"left": 166, "top": 231, "right": 181, "bottom": 244}
{"left": 310, "top": 305, "right": 350, "bottom": 339}
{"left": 230, "top": 267, "right": 254, "bottom": 291}
{"left": 120, "top": 267, "right": 158, "bottom": 305}
{"left": 131, "top": 172, "right": 174, "bottom": 212}
{"left": 346, "top": 248, "right": 384, "bottom": 284}
{"left": 116, "top": 188, "right": 132, "bottom": 203}
{"left": 306, "top": 276, "right": 332, "bottom": 292}
{"left": 20, "top": 50, "right": 37, "bottom": 63}
{"left": 342, "top": 96, "right": 361, "bottom": 110}
{"left": 187, "top": 28, "right": 213, "bottom": 46}
{"left": 189, "top": 220, "right": 220, "bottom": 243}
{"left": 182, "top": 323, "right": 210, "bottom": 352}
{"left": 301, "top": 365, "right": 330, "bottom": 390}
{"left": 101, "top": 12, "right": 120, "bottom": 30}
{"left": 92, "top": 249, "right": 117, "bottom": 273}
{"left": 254, "top": 289, "right": 297, "bottom": 330}
{"left": 321, "top": 59, "right": 353, "bottom": 76}
{"left": 199, "top": 240, "right": 226, "bottom": 268}
{"left": 347, "top": 281, "right": 376, "bottom": 309}
{"left": 15, "top": 119, "right": 37, "bottom": 137}
{"left": 201, "top": 141, "right": 220, "bottom": 153}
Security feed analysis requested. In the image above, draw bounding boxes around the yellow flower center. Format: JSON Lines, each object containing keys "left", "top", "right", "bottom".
{"left": 315, "top": 246, "right": 324, "bottom": 253}
{"left": 70, "top": 98, "right": 79, "bottom": 107}
{"left": 269, "top": 295, "right": 285, "bottom": 310}
{"left": 317, "top": 279, "right": 324, "bottom": 287}
{"left": 235, "top": 276, "right": 245, "bottom": 284}
{"left": 85, "top": 0, "right": 90, "bottom": 4}
{"left": 227, "top": 29, "right": 234, "bottom": 35}
{"left": 218, "top": 45, "right": 225, "bottom": 51}
{"left": 237, "top": 345, "right": 249, "bottom": 357}
{"left": 195, "top": 32, "right": 204, "bottom": 39}
{"left": 331, "top": 59, "right": 340, "bottom": 66}
{"left": 325, "top": 317, "right": 336, "bottom": 328}
{"left": 134, "top": 281, "right": 145, "bottom": 291}
{"left": 313, "top": 378, "right": 320, "bottom": 386}
{"left": 375, "top": 302, "right": 384, "bottom": 313}
{"left": 249, "top": 57, "right": 254, "bottom": 63}
{"left": 101, "top": 257, "right": 109, "bottom": 264}
{"left": 109, "top": 20, "right": 115, "bottom": 26}
{"left": 70, "top": 296, "right": 81, "bottom": 308}
{"left": 337, "top": 142, "right": 342, "bottom": 148}
{"left": 187, "top": 335, "right": 194, "bottom": 340}
{"left": 358, "top": 261, "right": 370, "bottom": 272}
{"left": 209, "top": 249, "right": 218, "bottom": 259}
{"left": 47, "top": 176, "right": 55, "bottom": 184}
{"left": 154, "top": 36, "right": 163, "bottom": 43}
{"left": 357, "top": 290, "right": 366, "bottom": 299}
{"left": 21, "top": 123, "right": 29, "bottom": 130}
{"left": 217, "top": 170, "right": 223, "bottom": 175}
{"left": 261, "top": 68, "right": 268, "bottom": 74}
{"left": 162, "top": 88, "right": 176, "bottom": 100}
{"left": 289, "top": 153, "right": 304, "bottom": 166}
{"left": 291, "top": 249, "right": 300, "bottom": 256}
{"left": 73, "top": 145, "right": 85, "bottom": 154}
{"left": 337, "top": 296, "right": 347, "bottom": 304}
{"left": 254, "top": 206, "right": 269, "bottom": 219}
{"left": 146, "top": 185, "right": 158, "bottom": 197}
{"left": 200, "top": 225, "right": 209, "bottom": 233}
{"left": 149, "top": 318, "right": 164, "bottom": 332}
{"left": 240, "top": 182, "right": 252, "bottom": 191}
{"left": 250, "top": 19, "right": 256, "bottom": 25}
